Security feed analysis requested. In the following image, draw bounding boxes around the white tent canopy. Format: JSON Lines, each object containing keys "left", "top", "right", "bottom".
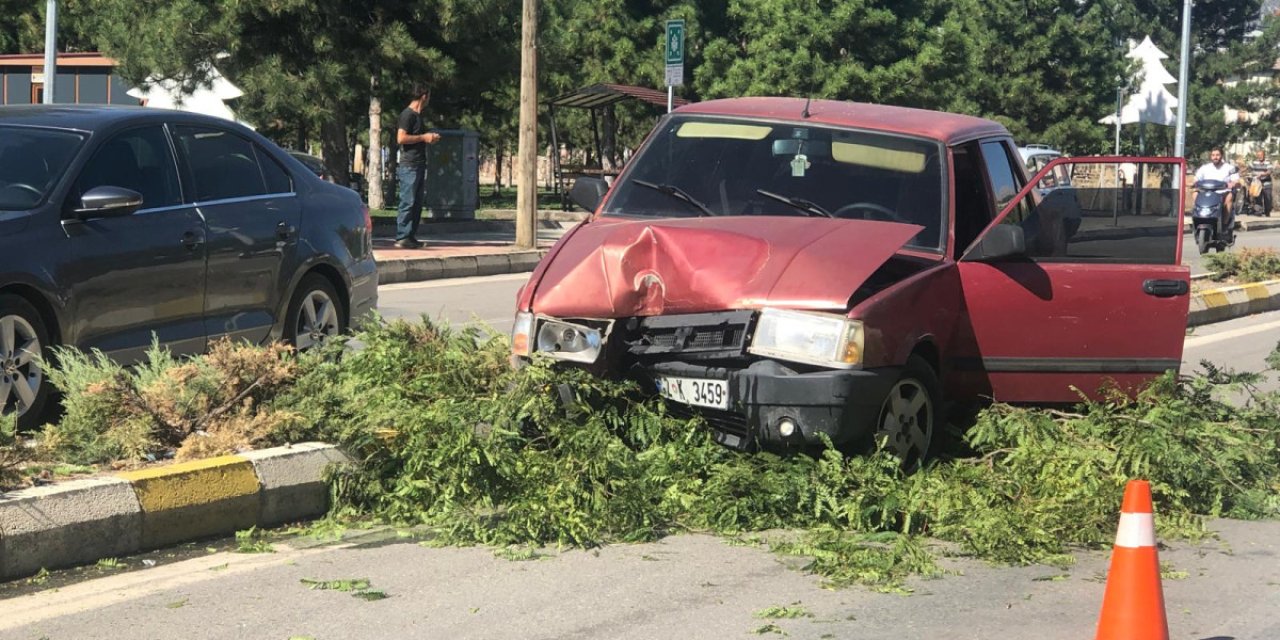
{"left": 1099, "top": 36, "right": 1179, "bottom": 127}
{"left": 127, "top": 63, "right": 250, "bottom": 127}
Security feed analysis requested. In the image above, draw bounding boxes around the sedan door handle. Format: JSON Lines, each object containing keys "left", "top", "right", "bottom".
{"left": 1143, "top": 279, "right": 1188, "bottom": 297}
{"left": 181, "top": 230, "right": 203, "bottom": 250}
{"left": 276, "top": 222, "right": 296, "bottom": 240}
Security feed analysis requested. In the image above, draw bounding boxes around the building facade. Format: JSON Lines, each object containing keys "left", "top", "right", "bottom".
{"left": 0, "top": 52, "right": 137, "bottom": 106}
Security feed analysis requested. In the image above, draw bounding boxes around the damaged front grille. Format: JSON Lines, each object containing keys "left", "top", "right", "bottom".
{"left": 624, "top": 311, "right": 754, "bottom": 360}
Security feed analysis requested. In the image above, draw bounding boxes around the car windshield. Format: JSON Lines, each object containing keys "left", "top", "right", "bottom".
{"left": 603, "top": 115, "right": 947, "bottom": 250}
{"left": 0, "top": 126, "right": 86, "bottom": 210}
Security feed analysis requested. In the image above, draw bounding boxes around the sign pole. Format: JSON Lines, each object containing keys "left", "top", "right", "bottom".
{"left": 43, "top": 0, "right": 56, "bottom": 104}
{"left": 1174, "top": 0, "right": 1192, "bottom": 159}
{"left": 664, "top": 19, "right": 684, "bottom": 114}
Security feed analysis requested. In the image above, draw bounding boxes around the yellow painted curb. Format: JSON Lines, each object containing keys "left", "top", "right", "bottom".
{"left": 1200, "top": 290, "right": 1230, "bottom": 308}
{"left": 1244, "top": 283, "right": 1271, "bottom": 303}
{"left": 117, "top": 455, "right": 261, "bottom": 549}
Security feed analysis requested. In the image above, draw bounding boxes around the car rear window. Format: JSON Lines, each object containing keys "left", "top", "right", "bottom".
{"left": 603, "top": 115, "right": 947, "bottom": 251}
{"left": 0, "top": 126, "right": 85, "bottom": 210}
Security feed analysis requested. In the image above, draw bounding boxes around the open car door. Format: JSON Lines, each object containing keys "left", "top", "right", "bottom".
{"left": 952, "top": 155, "right": 1189, "bottom": 403}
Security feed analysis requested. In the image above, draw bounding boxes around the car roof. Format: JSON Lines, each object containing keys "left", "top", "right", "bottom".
{"left": 1017, "top": 145, "right": 1062, "bottom": 161}
{"left": 0, "top": 104, "right": 245, "bottom": 133}
{"left": 674, "top": 97, "right": 1009, "bottom": 145}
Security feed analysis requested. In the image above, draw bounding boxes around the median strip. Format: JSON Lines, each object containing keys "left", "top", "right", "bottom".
{"left": 1188, "top": 278, "right": 1280, "bottom": 326}
{"left": 0, "top": 443, "right": 348, "bottom": 580}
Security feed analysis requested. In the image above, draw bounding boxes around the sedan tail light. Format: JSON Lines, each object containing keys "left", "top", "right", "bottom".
{"left": 362, "top": 205, "right": 373, "bottom": 235}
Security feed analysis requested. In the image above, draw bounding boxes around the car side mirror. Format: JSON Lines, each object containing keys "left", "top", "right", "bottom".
{"left": 965, "top": 224, "right": 1026, "bottom": 261}
{"left": 569, "top": 177, "right": 608, "bottom": 213}
{"left": 74, "top": 186, "right": 143, "bottom": 219}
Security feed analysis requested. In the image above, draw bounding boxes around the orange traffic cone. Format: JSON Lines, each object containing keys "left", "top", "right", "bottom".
{"left": 1095, "top": 479, "right": 1169, "bottom": 640}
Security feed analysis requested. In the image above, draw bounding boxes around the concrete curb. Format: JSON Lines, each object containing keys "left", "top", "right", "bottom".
{"left": 0, "top": 442, "right": 350, "bottom": 580}
{"left": 1188, "top": 278, "right": 1280, "bottom": 326}
{"left": 376, "top": 250, "right": 549, "bottom": 285}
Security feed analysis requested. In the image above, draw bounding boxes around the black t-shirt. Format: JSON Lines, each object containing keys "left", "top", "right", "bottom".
{"left": 398, "top": 107, "right": 426, "bottom": 166}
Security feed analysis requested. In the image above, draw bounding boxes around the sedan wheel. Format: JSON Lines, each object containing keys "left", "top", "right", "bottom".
{"left": 874, "top": 356, "right": 940, "bottom": 471}
{"left": 0, "top": 295, "right": 51, "bottom": 430}
{"left": 285, "top": 275, "right": 346, "bottom": 350}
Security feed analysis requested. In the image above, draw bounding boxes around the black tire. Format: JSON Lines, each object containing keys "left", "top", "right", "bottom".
{"left": 1195, "top": 228, "right": 1210, "bottom": 255}
{"left": 282, "top": 274, "right": 347, "bottom": 350}
{"left": 0, "top": 294, "right": 53, "bottom": 431}
{"left": 874, "top": 355, "right": 942, "bottom": 472}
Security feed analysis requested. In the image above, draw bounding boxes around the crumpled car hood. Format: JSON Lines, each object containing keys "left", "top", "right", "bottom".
{"left": 530, "top": 216, "right": 922, "bottom": 318}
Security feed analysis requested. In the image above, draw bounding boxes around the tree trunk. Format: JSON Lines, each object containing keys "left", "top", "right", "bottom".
{"left": 320, "top": 116, "right": 351, "bottom": 189}
{"left": 296, "top": 122, "right": 307, "bottom": 154}
{"left": 494, "top": 139, "right": 503, "bottom": 195}
{"left": 601, "top": 105, "right": 618, "bottom": 171}
{"left": 515, "top": 0, "right": 539, "bottom": 249}
{"left": 366, "top": 76, "right": 385, "bottom": 209}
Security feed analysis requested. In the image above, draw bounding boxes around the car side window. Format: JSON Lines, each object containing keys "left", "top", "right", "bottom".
{"left": 979, "top": 141, "right": 1030, "bottom": 224}
{"left": 952, "top": 143, "right": 996, "bottom": 258}
{"left": 73, "top": 125, "right": 182, "bottom": 210}
{"left": 255, "top": 145, "right": 293, "bottom": 194}
{"left": 171, "top": 125, "right": 269, "bottom": 202}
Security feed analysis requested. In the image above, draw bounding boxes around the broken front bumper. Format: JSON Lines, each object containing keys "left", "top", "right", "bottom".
{"left": 639, "top": 358, "right": 900, "bottom": 450}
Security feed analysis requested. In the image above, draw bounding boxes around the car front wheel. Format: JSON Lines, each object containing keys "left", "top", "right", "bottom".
{"left": 874, "top": 355, "right": 940, "bottom": 471}
{"left": 283, "top": 275, "right": 346, "bottom": 350}
{"left": 0, "top": 294, "right": 52, "bottom": 431}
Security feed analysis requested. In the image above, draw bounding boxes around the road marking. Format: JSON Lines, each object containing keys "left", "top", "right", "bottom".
{"left": 379, "top": 273, "right": 530, "bottom": 291}
{"left": 0, "top": 544, "right": 335, "bottom": 629}
{"left": 1185, "top": 315, "right": 1280, "bottom": 349}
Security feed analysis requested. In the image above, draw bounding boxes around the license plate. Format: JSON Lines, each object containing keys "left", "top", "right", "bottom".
{"left": 656, "top": 376, "right": 729, "bottom": 410}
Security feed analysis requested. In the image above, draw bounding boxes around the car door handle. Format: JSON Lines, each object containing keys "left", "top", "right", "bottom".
{"left": 1143, "top": 279, "right": 1188, "bottom": 297}
{"left": 181, "top": 230, "right": 203, "bottom": 250}
{"left": 276, "top": 222, "right": 296, "bottom": 240}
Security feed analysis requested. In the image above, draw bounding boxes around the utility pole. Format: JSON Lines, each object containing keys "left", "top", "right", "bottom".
{"left": 515, "top": 0, "right": 538, "bottom": 249}
{"left": 43, "top": 0, "right": 56, "bottom": 104}
{"left": 1174, "top": 0, "right": 1192, "bottom": 159}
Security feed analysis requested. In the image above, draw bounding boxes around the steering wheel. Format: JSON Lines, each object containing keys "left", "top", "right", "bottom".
{"left": 2, "top": 183, "right": 42, "bottom": 199}
{"left": 832, "top": 201, "right": 907, "bottom": 224}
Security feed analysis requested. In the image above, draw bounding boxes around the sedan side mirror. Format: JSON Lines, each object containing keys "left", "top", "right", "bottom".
{"left": 964, "top": 224, "right": 1026, "bottom": 262}
{"left": 74, "top": 186, "right": 143, "bottom": 219}
{"left": 569, "top": 177, "right": 608, "bottom": 213}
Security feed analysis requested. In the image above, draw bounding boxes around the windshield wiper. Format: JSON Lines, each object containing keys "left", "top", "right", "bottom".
{"left": 632, "top": 179, "right": 716, "bottom": 217}
{"left": 756, "top": 189, "right": 833, "bottom": 218}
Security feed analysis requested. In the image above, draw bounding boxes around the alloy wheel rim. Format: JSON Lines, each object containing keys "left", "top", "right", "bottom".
{"left": 876, "top": 379, "right": 932, "bottom": 465}
{"left": 294, "top": 291, "right": 339, "bottom": 350}
{"left": 0, "top": 314, "right": 42, "bottom": 418}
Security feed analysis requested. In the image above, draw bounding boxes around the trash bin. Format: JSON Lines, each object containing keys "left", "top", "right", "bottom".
{"left": 424, "top": 129, "right": 479, "bottom": 219}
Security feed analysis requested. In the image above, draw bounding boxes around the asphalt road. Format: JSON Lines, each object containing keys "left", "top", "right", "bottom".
{"left": 1, "top": 520, "right": 1277, "bottom": 639}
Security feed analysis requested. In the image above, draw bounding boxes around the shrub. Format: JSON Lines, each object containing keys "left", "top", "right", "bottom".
{"left": 1, "top": 412, "right": 27, "bottom": 490}
{"left": 1204, "top": 247, "right": 1280, "bottom": 283}
{"left": 43, "top": 339, "right": 304, "bottom": 464}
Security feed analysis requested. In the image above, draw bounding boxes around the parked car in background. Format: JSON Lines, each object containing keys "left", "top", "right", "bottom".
{"left": 0, "top": 105, "right": 378, "bottom": 429}
{"left": 288, "top": 151, "right": 366, "bottom": 200}
{"left": 1018, "top": 144, "right": 1082, "bottom": 238}
{"left": 513, "top": 98, "right": 1190, "bottom": 468}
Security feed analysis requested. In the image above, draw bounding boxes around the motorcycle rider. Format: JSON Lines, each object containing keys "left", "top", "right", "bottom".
{"left": 1249, "top": 148, "right": 1273, "bottom": 216}
{"left": 1195, "top": 147, "right": 1239, "bottom": 227}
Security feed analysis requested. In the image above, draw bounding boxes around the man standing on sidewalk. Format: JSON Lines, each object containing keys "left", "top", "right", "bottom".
{"left": 395, "top": 85, "right": 442, "bottom": 249}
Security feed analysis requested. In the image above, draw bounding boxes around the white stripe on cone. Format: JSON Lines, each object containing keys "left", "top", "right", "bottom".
{"left": 1115, "top": 512, "right": 1156, "bottom": 548}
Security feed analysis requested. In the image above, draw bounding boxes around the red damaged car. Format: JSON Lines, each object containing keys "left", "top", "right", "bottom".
{"left": 512, "top": 98, "right": 1190, "bottom": 466}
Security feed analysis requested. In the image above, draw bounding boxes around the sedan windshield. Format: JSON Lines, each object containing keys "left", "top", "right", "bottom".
{"left": 603, "top": 116, "right": 947, "bottom": 250}
{"left": 0, "top": 126, "right": 85, "bottom": 210}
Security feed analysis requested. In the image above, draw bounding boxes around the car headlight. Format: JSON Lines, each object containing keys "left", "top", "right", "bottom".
{"left": 748, "top": 308, "right": 864, "bottom": 368}
{"left": 535, "top": 318, "right": 603, "bottom": 364}
{"left": 511, "top": 311, "right": 534, "bottom": 357}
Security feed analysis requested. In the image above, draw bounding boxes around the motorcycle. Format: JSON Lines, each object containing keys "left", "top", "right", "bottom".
{"left": 1191, "top": 179, "right": 1237, "bottom": 255}
{"left": 1241, "top": 173, "right": 1272, "bottom": 218}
